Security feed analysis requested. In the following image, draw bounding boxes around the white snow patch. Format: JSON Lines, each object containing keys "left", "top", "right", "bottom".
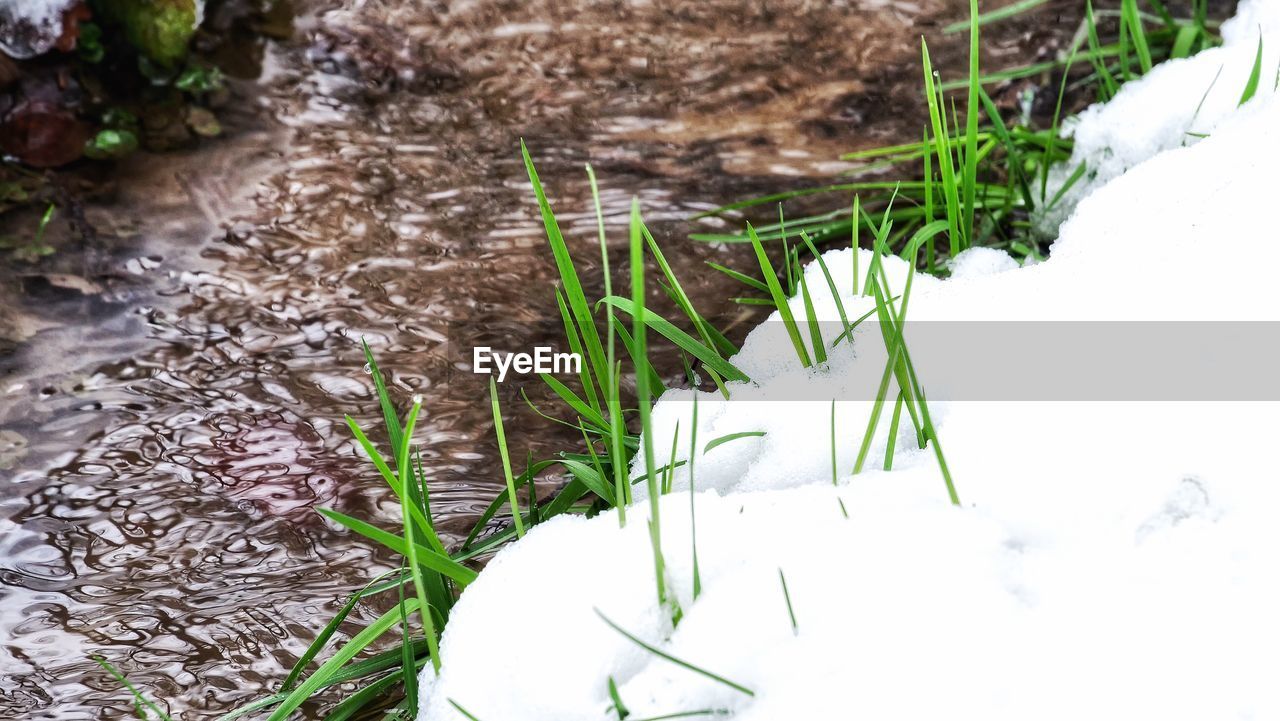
{"left": 947, "top": 246, "right": 1021, "bottom": 278}
{"left": 420, "top": 3, "right": 1280, "bottom": 719}
{"left": 0, "top": 0, "right": 78, "bottom": 58}
{"left": 1040, "top": 0, "right": 1280, "bottom": 232}
{"left": 0, "top": 0, "right": 204, "bottom": 58}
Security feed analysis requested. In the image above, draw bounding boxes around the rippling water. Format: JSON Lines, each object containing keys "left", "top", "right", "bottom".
{"left": 0, "top": 1, "right": 1079, "bottom": 717}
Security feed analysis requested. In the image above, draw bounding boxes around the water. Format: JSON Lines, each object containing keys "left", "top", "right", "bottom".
{"left": 0, "top": 1, "right": 1077, "bottom": 717}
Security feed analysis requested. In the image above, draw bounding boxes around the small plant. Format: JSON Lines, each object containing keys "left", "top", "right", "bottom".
{"left": 0, "top": 204, "right": 57, "bottom": 262}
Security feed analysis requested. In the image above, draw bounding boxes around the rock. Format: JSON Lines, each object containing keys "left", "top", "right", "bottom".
{"left": 184, "top": 105, "right": 219, "bottom": 136}
{"left": 0, "top": 99, "right": 90, "bottom": 167}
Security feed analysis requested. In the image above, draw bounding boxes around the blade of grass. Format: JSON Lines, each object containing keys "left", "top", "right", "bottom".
{"left": 961, "top": 0, "right": 981, "bottom": 250}
{"left": 489, "top": 377, "right": 525, "bottom": 538}
{"left": 522, "top": 141, "right": 611, "bottom": 402}
{"left": 595, "top": 609, "right": 754, "bottom": 696}
{"left": 703, "top": 431, "right": 766, "bottom": 453}
{"left": 631, "top": 198, "right": 667, "bottom": 608}
{"left": 397, "top": 569, "right": 419, "bottom": 716}
{"left": 344, "top": 416, "right": 441, "bottom": 554}
{"left": 746, "top": 223, "right": 811, "bottom": 366}
{"left": 943, "top": 0, "right": 1049, "bottom": 33}
{"left": 642, "top": 222, "right": 733, "bottom": 397}
{"left": 922, "top": 40, "right": 962, "bottom": 257}
{"left": 688, "top": 395, "right": 702, "bottom": 599}
{"left": 598, "top": 297, "right": 748, "bottom": 382}
{"left": 778, "top": 569, "right": 798, "bottom": 635}
{"left": 1123, "top": 0, "right": 1154, "bottom": 73}
{"left": 264, "top": 599, "right": 421, "bottom": 721}
{"left": 395, "top": 400, "right": 441, "bottom": 676}
{"left": 883, "top": 391, "right": 905, "bottom": 471}
{"left": 1239, "top": 34, "right": 1264, "bottom": 106}
{"left": 92, "top": 656, "right": 174, "bottom": 721}
{"left": 361, "top": 340, "right": 403, "bottom": 452}
{"left": 317, "top": 508, "right": 477, "bottom": 585}
{"left": 280, "top": 569, "right": 400, "bottom": 692}
{"left": 797, "top": 230, "right": 852, "bottom": 343}
{"left": 705, "top": 261, "right": 769, "bottom": 293}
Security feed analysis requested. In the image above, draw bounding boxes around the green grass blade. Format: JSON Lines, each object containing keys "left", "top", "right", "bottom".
{"left": 586, "top": 164, "right": 632, "bottom": 526}
{"left": 631, "top": 198, "right": 667, "bottom": 608}
{"left": 595, "top": 609, "right": 754, "bottom": 697}
{"left": 322, "top": 667, "right": 411, "bottom": 721}
{"left": 395, "top": 400, "right": 441, "bottom": 675}
{"left": 703, "top": 431, "right": 766, "bottom": 453}
{"left": 449, "top": 699, "right": 485, "bottom": 721}
{"left": 522, "top": 141, "right": 611, "bottom": 399}
{"left": 344, "top": 416, "right": 440, "bottom": 552}
{"left": 1123, "top": 0, "right": 1154, "bottom": 73}
{"left": 598, "top": 297, "right": 748, "bottom": 382}
{"left": 280, "top": 569, "right": 400, "bottom": 692}
{"left": 705, "top": 261, "right": 769, "bottom": 293}
{"left": 943, "top": 0, "right": 1048, "bottom": 33}
{"left": 977, "top": 87, "right": 1033, "bottom": 210}
{"left": 797, "top": 230, "right": 852, "bottom": 342}
{"left": 921, "top": 40, "right": 962, "bottom": 257}
{"left": 778, "top": 568, "right": 798, "bottom": 635}
{"left": 397, "top": 571, "right": 419, "bottom": 715}
{"left": 1239, "top": 34, "right": 1264, "bottom": 106}
{"left": 607, "top": 360, "right": 632, "bottom": 516}
{"left": 746, "top": 223, "right": 811, "bottom": 367}
{"left": 883, "top": 391, "right": 905, "bottom": 471}
{"left": 317, "top": 508, "right": 477, "bottom": 585}
{"left": 264, "top": 599, "right": 420, "bottom": 721}
{"left": 608, "top": 677, "right": 631, "bottom": 720}
{"left": 689, "top": 396, "right": 702, "bottom": 599}
{"left": 1085, "top": 0, "right": 1120, "bottom": 98}
{"left": 796, "top": 257, "right": 826, "bottom": 365}
{"left": 539, "top": 372, "right": 611, "bottom": 432}
{"left": 555, "top": 286, "right": 603, "bottom": 415}
{"left": 489, "top": 377, "right": 525, "bottom": 538}
{"left": 361, "top": 340, "right": 403, "bottom": 452}
{"left": 92, "top": 656, "right": 174, "bottom": 721}
{"left": 663, "top": 421, "right": 681, "bottom": 495}
{"left": 961, "top": 0, "right": 981, "bottom": 250}
{"left": 559, "top": 458, "right": 618, "bottom": 506}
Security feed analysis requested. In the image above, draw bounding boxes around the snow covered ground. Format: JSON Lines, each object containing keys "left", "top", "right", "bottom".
{"left": 0, "top": 0, "right": 79, "bottom": 58}
{"left": 419, "top": 2, "right": 1280, "bottom": 719}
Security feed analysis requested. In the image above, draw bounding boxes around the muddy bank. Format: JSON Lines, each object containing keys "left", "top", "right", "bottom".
{"left": 0, "top": 1, "right": 1082, "bottom": 717}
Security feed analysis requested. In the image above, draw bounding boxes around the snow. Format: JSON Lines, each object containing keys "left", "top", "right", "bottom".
{"left": 1040, "top": 0, "right": 1280, "bottom": 231}
{"left": 419, "top": 2, "right": 1280, "bottom": 719}
{"left": 0, "top": 0, "right": 204, "bottom": 58}
{"left": 0, "top": 0, "right": 78, "bottom": 58}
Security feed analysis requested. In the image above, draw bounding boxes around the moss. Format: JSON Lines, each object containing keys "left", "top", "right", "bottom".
{"left": 90, "top": 0, "right": 199, "bottom": 66}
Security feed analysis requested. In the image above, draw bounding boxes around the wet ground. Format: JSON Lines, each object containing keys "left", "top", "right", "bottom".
{"left": 0, "top": 1, "right": 1084, "bottom": 717}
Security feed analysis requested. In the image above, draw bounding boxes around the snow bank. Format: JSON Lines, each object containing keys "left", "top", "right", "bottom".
{"left": 1041, "top": 0, "right": 1280, "bottom": 230}
{"left": 420, "top": 3, "right": 1280, "bottom": 719}
{"left": 0, "top": 0, "right": 78, "bottom": 58}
